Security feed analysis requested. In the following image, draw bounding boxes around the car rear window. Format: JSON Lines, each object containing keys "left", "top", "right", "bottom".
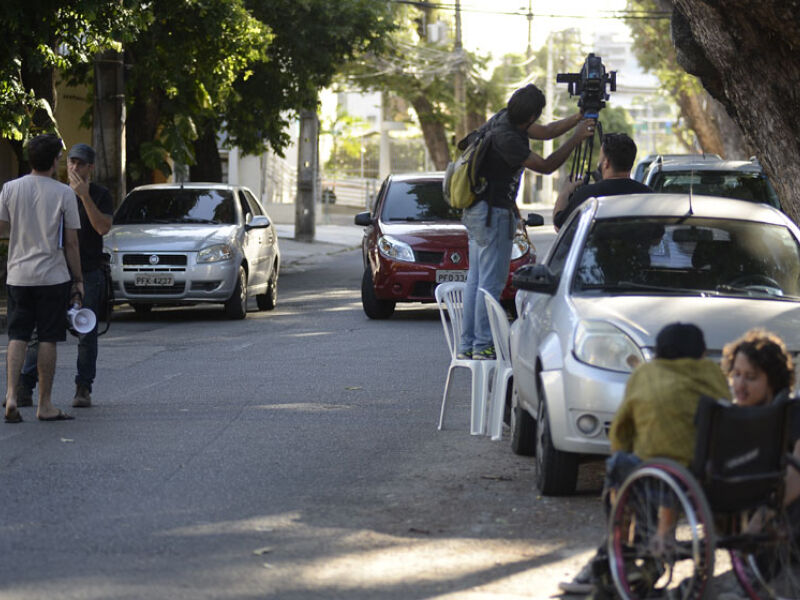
{"left": 115, "top": 189, "right": 236, "bottom": 225}
{"left": 650, "top": 170, "right": 780, "bottom": 208}
{"left": 574, "top": 217, "right": 800, "bottom": 300}
{"left": 380, "top": 181, "right": 461, "bottom": 222}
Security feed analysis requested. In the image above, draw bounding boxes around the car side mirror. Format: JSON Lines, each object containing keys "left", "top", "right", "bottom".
{"left": 525, "top": 213, "right": 545, "bottom": 227}
{"left": 512, "top": 264, "right": 557, "bottom": 294}
{"left": 354, "top": 211, "right": 372, "bottom": 227}
{"left": 246, "top": 215, "right": 270, "bottom": 230}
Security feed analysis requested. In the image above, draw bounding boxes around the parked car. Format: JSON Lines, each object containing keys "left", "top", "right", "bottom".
{"left": 509, "top": 193, "right": 800, "bottom": 495}
{"left": 104, "top": 183, "right": 280, "bottom": 319}
{"left": 633, "top": 152, "right": 721, "bottom": 182}
{"left": 354, "top": 172, "right": 536, "bottom": 319}
{"left": 644, "top": 156, "right": 780, "bottom": 209}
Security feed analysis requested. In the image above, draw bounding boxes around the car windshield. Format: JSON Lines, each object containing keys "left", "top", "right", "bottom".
{"left": 115, "top": 189, "right": 236, "bottom": 225}
{"left": 380, "top": 180, "right": 461, "bottom": 222}
{"left": 650, "top": 170, "right": 780, "bottom": 208}
{"left": 573, "top": 217, "right": 800, "bottom": 300}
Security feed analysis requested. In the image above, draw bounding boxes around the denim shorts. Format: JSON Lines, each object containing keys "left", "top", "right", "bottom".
{"left": 7, "top": 282, "right": 71, "bottom": 342}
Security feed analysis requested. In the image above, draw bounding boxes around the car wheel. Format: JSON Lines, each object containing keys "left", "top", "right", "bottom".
{"left": 361, "top": 269, "right": 395, "bottom": 319}
{"left": 535, "top": 375, "right": 579, "bottom": 496}
{"left": 510, "top": 382, "right": 537, "bottom": 456}
{"left": 256, "top": 262, "right": 278, "bottom": 311}
{"left": 131, "top": 303, "right": 152, "bottom": 316}
{"left": 224, "top": 266, "right": 247, "bottom": 320}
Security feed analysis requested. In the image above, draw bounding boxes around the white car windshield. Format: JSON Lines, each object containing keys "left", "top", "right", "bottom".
{"left": 115, "top": 189, "right": 236, "bottom": 225}
{"left": 574, "top": 217, "right": 800, "bottom": 300}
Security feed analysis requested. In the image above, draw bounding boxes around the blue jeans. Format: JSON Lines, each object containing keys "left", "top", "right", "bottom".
{"left": 21, "top": 268, "right": 104, "bottom": 392}
{"left": 459, "top": 201, "right": 514, "bottom": 353}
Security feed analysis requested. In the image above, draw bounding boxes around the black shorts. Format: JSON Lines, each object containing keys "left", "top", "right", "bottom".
{"left": 7, "top": 282, "right": 71, "bottom": 342}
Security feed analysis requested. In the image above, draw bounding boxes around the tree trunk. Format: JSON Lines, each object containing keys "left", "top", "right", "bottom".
{"left": 409, "top": 95, "right": 450, "bottom": 170}
{"left": 670, "top": 0, "right": 800, "bottom": 220}
{"left": 190, "top": 123, "right": 222, "bottom": 182}
{"left": 675, "top": 88, "right": 724, "bottom": 156}
{"left": 125, "top": 94, "right": 162, "bottom": 190}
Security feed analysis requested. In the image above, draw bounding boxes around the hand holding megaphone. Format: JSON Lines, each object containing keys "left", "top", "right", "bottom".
{"left": 67, "top": 303, "right": 96, "bottom": 334}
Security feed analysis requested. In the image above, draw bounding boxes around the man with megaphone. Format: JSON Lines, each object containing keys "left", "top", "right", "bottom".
{"left": 18, "top": 143, "right": 113, "bottom": 410}
{"left": 1, "top": 134, "right": 84, "bottom": 422}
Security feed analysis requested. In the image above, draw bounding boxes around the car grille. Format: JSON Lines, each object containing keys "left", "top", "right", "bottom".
{"left": 122, "top": 254, "right": 188, "bottom": 271}
{"left": 191, "top": 281, "right": 222, "bottom": 291}
{"left": 415, "top": 250, "right": 444, "bottom": 265}
{"left": 124, "top": 282, "right": 186, "bottom": 295}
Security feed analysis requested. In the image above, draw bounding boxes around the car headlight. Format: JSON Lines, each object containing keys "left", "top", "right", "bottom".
{"left": 102, "top": 246, "right": 115, "bottom": 265}
{"left": 573, "top": 320, "right": 644, "bottom": 373}
{"left": 377, "top": 235, "right": 415, "bottom": 262}
{"left": 511, "top": 231, "right": 531, "bottom": 260}
{"left": 197, "top": 243, "right": 234, "bottom": 263}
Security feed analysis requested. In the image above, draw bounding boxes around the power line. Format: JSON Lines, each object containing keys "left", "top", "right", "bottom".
{"left": 389, "top": 0, "right": 670, "bottom": 19}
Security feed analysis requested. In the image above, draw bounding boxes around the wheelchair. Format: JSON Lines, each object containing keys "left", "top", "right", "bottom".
{"left": 606, "top": 396, "right": 800, "bottom": 599}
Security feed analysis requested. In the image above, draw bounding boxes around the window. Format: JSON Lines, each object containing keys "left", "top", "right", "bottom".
{"left": 380, "top": 181, "right": 461, "bottom": 222}
{"left": 115, "top": 189, "right": 235, "bottom": 225}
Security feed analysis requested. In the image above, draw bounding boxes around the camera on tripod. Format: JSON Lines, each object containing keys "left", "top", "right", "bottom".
{"left": 556, "top": 53, "right": 616, "bottom": 119}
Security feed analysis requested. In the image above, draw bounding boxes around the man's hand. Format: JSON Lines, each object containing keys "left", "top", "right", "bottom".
{"left": 574, "top": 118, "right": 596, "bottom": 142}
{"left": 68, "top": 167, "right": 90, "bottom": 200}
{"left": 70, "top": 281, "right": 84, "bottom": 308}
{"left": 561, "top": 178, "right": 583, "bottom": 196}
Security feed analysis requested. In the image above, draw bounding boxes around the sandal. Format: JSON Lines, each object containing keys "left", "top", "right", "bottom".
{"left": 4, "top": 407, "right": 23, "bottom": 423}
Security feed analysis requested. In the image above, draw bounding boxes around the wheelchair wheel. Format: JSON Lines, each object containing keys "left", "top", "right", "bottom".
{"left": 731, "top": 499, "right": 800, "bottom": 599}
{"left": 608, "top": 459, "right": 716, "bottom": 599}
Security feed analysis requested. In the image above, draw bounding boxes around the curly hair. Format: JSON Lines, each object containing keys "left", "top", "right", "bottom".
{"left": 721, "top": 328, "right": 795, "bottom": 395}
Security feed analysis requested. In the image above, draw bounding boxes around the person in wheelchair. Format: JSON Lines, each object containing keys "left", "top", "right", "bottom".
{"left": 722, "top": 328, "right": 800, "bottom": 514}
{"left": 559, "top": 322, "right": 731, "bottom": 595}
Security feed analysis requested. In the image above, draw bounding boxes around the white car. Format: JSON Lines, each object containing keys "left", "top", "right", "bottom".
{"left": 104, "top": 183, "right": 280, "bottom": 319}
{"left": 509, "top": 193, "right": 800, "bottom": 495}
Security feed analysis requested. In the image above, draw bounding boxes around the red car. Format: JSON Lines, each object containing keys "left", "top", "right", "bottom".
{"left": 354, "top": 172, "right": 537, "bottom": 319}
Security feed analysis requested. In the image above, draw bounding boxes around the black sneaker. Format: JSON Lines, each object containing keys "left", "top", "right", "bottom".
{"left": 473, "top": 346, "right": 496, "bottom": 360}
{"left": 558, "top": 559, "right": 595, "bottom": 594}
{"left": 72, "top": 384, "right": 92, "bottom": 408}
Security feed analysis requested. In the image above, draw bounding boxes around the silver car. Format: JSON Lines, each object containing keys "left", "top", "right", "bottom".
{"left": 104, "top": 183, "right": 280, "bottom": 319}
{"left": 509, "top": 193, "right": 800, "bottom": 495}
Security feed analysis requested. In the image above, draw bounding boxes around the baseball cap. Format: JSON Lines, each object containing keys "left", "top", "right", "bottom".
{"left": 67, "top": 143, "right": 95, "bottom": 164}
{"left": 655, "top": 322, "right": 706, "bottom": 359}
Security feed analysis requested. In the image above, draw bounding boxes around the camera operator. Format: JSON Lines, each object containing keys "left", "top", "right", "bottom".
{"left": 552, "top": 132, "right": 651, "bottom": 231}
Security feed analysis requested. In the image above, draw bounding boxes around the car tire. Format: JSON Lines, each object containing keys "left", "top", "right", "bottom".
{"left": 510, "top": 382, "right": 537, "bottom": 456}
{"left": 131, "top": 303, "right": 152, "bottom": 316}
{"left": 224, "top": 266, "right": 247, "bottom": 320}
{"left": 535, "top": 376, "right": 579, "bottom": 496}
{"left": 256, "top": 262, "right": 278, "bottom": 311}
{"left": 361, "top": 269, "right": 395, "bottom": 319}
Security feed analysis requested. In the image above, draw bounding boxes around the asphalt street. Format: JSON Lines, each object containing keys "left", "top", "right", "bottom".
{"left": 0, "top": 214, "right": 610, "bottom": 600}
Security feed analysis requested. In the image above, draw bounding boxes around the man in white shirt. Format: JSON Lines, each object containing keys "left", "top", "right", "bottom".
{"left": 0, "top": 134, "right": 83, "bottom": 422}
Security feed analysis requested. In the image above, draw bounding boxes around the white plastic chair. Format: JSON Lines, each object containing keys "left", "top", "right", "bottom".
{"left": 480, "top": 287, "right": 513, "bottom": 441}
{"left": 435, "top": 282, "right": 495, "bottom": 435}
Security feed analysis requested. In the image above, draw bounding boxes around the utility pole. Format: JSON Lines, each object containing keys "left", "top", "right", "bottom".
{"left": 93, "top": 49, "right": 126, "bottom": 208}
{"left": 522, "top": 0, "right": 535, "bottom": 204}
{"left": 453, "top": 0, "right": 467, "bottom": 143}
{"left": 295, "top": 109, "right": 318, "bottom": 241}
{"left": 543, "top": 32, "right": 555, "bottom": 203}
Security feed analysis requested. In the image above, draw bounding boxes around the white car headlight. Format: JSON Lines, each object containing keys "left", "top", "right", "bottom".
{"left": 573, "top": 320, "right": 644, "bottom": 373}
{"left": 378, "top": 235, "right": 415, "bottom": 262}
{"left": 198, "top": 243, "right": 233, "bottom": 263}
{"left": 511, "top": 231, "right": 531, "bottom": 260}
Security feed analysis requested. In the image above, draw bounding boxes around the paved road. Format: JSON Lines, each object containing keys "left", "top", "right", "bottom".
{"left": 0, "top": 236, "right": 610, "bottom": 600}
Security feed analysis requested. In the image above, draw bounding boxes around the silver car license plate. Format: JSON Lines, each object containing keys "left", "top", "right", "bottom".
{"left": 436, "top": 269, "right": 467, "bottom": 283}
{"left": 135, "top": 273, "right": 174, "bottom": 286}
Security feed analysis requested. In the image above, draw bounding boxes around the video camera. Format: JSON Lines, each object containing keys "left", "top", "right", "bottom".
{"left": 557, "top": 53, "right": 616, "bottom": 119}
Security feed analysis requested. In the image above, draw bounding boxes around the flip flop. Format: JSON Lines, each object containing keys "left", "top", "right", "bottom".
{"left": 38, "top": 410, "right": 74, "bottom": 422}
{"left": 4, "top": 408, "right": 23, "bottom": 423}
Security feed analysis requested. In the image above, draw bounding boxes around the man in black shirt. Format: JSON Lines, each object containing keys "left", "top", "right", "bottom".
{"left": 19, "top": 143, "right": 113, "bottom": 408}
{"left": 552, "top": 133, "right": 652, "bottom": 231}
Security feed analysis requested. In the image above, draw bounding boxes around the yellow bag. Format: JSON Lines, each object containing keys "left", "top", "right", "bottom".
{"left": 442, "top": 130, "right": 491, "bottom": 209}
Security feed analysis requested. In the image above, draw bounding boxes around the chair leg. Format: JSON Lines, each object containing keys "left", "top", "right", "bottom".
{"left": 470, "top": 363, "right": 490, "bottom": 436}
{"left": 439, "top": 365, "right": 456, "bottom": 430}
{"left": 489, "top": 370, "right": 510, "bottom": 441}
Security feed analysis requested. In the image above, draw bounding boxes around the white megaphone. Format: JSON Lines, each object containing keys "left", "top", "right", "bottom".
{"left": 67, "top": 304, "right": 97, "bottom": 334}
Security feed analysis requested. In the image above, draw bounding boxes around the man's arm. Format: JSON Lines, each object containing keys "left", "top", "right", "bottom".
{"left": 522, "top": 118, "right": 594, "bottom": 174}
{"left": 527, "top": 112, "right": 582, "bottom": 140}
{"left": 69, "top": 171, "right": 112, "bottom": 235}
{"left": 64, "top": 228, "right": 84, "bottom": 304}
{"left": 553, "top": 179, "right": 583, "bottom": 231}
